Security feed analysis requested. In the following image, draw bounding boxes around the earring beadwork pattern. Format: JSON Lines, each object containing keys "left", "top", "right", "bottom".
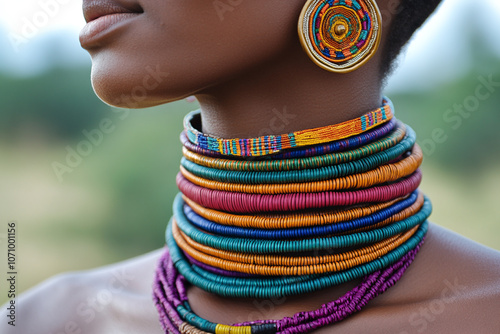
{"left": 299, "top": 0, "right": 382, "bottom": 73}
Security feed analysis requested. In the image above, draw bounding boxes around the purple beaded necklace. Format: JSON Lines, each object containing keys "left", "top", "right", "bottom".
{"left": 154, "top": 240, "right": 424, "bottom": 334}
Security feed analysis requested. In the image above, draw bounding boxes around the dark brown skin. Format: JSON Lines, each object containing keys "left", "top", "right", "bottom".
{"left": 87, "top": 0, "right": 384, "bottom": 135}
{"left": 2, "top": 0, "right": 499, "bottom": 333}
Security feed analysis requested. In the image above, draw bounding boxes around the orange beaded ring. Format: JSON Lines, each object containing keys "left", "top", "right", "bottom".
{"left": 180, "top": 144, "right": 423, "bottom": 194}
{"left": 172, "top": 220, "right": 420, "bottom": 276}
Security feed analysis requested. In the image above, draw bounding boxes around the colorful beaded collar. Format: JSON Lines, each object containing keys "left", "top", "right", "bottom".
{"left": 184, "top": 98, "right": 394, "bottom": 157}
{"left": 154, "top": 97, "right": 430, "bottom": 334}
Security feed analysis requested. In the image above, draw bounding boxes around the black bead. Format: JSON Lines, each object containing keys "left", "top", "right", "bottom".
{"left": 251, "top": 323, "right": 277, "bottom": 334}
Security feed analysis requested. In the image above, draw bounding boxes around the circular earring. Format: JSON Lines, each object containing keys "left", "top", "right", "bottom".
{"left": 298, "top": 0, "right": 382, "bottom": 73}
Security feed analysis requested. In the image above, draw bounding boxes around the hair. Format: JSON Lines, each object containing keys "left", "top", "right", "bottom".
{"left": 381, "top": 0, "right": 444, "bottom": 77}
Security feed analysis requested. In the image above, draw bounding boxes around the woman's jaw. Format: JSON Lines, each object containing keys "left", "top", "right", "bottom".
{"left": 80, "top": 0, "right": 393, "bottom": 137}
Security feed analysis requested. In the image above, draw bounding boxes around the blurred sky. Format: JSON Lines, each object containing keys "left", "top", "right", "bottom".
{"left": 0, "top": 0, "right": 499, "bottom": 90}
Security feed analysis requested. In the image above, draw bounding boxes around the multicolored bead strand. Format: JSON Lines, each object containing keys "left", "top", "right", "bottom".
{"left": 184, "top": 98, "right": 393, "bottom": 157}
{"left": 154, "top": 97, "right": 431, "bottom": 333}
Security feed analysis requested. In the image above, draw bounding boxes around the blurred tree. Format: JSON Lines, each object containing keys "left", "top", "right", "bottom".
{"left": 0, "top": 67, "right": 108, "bottom": 142}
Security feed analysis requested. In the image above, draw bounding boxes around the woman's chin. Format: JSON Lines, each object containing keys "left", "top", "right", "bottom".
{"left": 89, "top": 63, "right": 184, "bottom": 109}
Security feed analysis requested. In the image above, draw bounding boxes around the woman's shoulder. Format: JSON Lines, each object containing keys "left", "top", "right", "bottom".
{"left": 421, "top": 222, "right": 500, "bottom": 284}
{"left": 352, "top": 222, "right": 500, "bottom": 334}
{"left": 0, "top": 249, "right": 164, "bottom": 334}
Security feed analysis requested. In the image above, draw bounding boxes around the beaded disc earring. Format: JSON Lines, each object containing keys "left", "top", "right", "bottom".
{"left": 298, "top": 0, "right": 382, "bottom": 73}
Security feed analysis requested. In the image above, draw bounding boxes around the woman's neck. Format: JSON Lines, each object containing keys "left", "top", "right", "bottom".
{"left": 195, "top": 44, "right": 383, "bottom": 139}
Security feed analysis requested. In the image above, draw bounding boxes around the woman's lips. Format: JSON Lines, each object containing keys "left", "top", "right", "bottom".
{"left": 80, "top": 0, "right": 143, "bottom": 49}
{"left": 80, "top": 12, "right": 140, "bottom": 48}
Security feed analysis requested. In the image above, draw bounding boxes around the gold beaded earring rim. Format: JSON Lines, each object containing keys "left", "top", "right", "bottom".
{"left": 298, "top": 0, "right": 383, "bottom": 73}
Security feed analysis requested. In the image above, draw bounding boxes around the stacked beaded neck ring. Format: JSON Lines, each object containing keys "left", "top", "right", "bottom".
{"left": 153, "top": 97, "right": 432, "bottom": 334}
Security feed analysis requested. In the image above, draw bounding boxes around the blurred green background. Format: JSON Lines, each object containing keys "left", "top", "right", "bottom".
{"left": 0, "top": 0, "right": 499, "bottom": 304}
